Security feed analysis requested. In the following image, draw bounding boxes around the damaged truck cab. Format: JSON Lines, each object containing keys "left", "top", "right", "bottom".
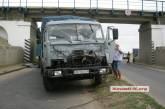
{"left": 40, "top": 16, "right": 118, "bottom": 91}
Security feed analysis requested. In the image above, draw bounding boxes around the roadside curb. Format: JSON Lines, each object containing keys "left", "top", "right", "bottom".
{"left": 0, "top": 66, "right": 27, "bottom": 76}
{"left": 134, "top": 62, "right": 165, "bottom": 72}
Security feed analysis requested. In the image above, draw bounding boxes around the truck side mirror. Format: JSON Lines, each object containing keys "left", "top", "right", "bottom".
{"left": 106, "top": 27, "right": 119, "bottom": 40}
{"left": 112, "top": 28, "right": 118, "bottom": 40}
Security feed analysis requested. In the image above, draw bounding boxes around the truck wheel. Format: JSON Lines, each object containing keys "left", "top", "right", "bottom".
{"left": 94, "top": 73, "right": 102, "bottom": 85}
{"left": 41, "top": 67, "right": 44, "bottom": 75}
{"left": 40, "top": 64, "right": 44, "bottom": 75}
{"left": 43, "top": 77, "right": 55, "bottom": 91}
{"left": 108, "top": 68, "right": 113, "bottom": 74}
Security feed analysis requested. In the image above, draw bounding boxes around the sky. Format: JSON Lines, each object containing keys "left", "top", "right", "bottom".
{"left": 102, "top": 23, "right": 139, "bottom": 53}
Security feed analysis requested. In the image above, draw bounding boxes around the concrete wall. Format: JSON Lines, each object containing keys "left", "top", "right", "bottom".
{"left": 0, "top": 20, "right": 38, "bottom": 63}
{"left": 0, "top": 46, "right": 24, "bottom": 66}
{"left": 155, "top": 47, "right": 165, "bottom": 67}
{"left": 152, "top": 25, "right": 165, "bottom": 48}
{"left": 0, "top": 21, "right": 31, "bottom": 47}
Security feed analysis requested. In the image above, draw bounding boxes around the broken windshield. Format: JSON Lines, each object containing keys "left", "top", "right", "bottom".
{"left": 48, "top": 24, "right": 103, "bottom": 41}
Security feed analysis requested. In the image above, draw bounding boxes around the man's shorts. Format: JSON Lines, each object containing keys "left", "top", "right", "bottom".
{"left": 112, "top": 60, "right": 121, "bottom": 71}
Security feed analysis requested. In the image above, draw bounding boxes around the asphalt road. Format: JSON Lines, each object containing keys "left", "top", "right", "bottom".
{"left": 121, "top": 63, "right": 165, "bottom": 106}
{"left": 0, "top": 68, "right": 103, "bottom": 109}
{"left": 1, "top": 64, "right": 165, "bottom": 109}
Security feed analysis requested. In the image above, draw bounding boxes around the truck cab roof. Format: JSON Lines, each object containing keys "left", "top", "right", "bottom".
{"left": 46, "top": 20, "right": 100, "bottom": 26}
{"left": 41, "top": 15, "right": 98, "bottom": 32}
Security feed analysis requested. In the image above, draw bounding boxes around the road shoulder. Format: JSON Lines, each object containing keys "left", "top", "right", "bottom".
{"left": 135, "top": 62, "right": 165, "bottom": 73}
{"left": 93, "top": 75, "right": 165, "bottom": 109}
{"left": 0, "top": 64, "right": 26, "bottom": 76}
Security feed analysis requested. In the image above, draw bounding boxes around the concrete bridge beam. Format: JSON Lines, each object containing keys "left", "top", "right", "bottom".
{"left": 0, "top": 7, "right": 165, "bottom": 24}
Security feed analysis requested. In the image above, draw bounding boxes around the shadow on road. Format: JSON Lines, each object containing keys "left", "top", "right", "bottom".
{"left": 46, "top": 79, "right": 95, "bottom": 94}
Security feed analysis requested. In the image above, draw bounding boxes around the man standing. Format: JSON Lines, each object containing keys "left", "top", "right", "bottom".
{"left": 112, "top": 44, "right": 123, "bottom": 79}
{"left": 127, "top": 52, "right": 131, "bottom": 63}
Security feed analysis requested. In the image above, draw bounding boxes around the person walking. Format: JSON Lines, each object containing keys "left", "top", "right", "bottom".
{"left": 112, "top": 44, "right": 123, "bottom": 79}
{"left": 127, "top": 52, "right": 131, "bottom": 63}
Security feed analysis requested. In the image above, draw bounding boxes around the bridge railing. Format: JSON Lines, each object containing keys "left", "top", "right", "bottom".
{"left": 0, "top": 0, "right": 165, "bottom": 13}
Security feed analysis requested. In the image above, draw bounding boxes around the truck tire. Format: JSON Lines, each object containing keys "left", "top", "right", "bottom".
{"left": 41, "top": 68, "right": 44, "bottom": 75}
{"left": 40, "top": 63, "right": 44, "bottom": 75}
{"left": 43, "top": 77, "right": 55, "bottom": 91}
{"left": 94, "top": 73, "right": 102, "bottom": 85}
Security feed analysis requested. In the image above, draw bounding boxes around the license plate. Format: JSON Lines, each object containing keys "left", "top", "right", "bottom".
{"left": 74, "top": 70, "right": 89, "bottom": 74}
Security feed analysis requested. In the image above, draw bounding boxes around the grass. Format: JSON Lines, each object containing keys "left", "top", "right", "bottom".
{"left": 94, "top": 75, "right": 165, "bottom": 109}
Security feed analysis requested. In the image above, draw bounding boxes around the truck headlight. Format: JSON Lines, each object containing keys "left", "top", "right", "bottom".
{"left": 100, "top": 68, "right": 106, "bottom": 74}
{"left": 54, "top": 71, "right": 62, "bottom": 76}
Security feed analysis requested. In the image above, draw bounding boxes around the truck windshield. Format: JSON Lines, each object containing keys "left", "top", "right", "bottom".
{"left": 47, "top": 24, "right": 103, "bottom": 41}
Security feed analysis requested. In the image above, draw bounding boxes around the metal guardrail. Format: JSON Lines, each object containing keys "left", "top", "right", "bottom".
{"left": 0, "top": 0, "right": 165, "bottom": 13}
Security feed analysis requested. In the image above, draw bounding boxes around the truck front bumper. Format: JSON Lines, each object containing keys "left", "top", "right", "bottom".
{"left": 43, "top": 66, "right": 111, "bottom": 79}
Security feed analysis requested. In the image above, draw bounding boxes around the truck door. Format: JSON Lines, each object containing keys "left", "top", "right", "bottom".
{"left": 105, "top": 40, "right": 115, "bottom": 65}
{"left": 104, "top": 27, "right": 118, "bottom": 65}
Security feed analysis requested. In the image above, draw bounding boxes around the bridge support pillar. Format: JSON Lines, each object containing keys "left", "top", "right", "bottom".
{"left": 29, "top": 21, "right": 38, "bottom": 63}
{"left": 139, "top": 22, "right": 153, "bottom": 64}
{"left": 139, "top": 22, "right": 165, "bottom": 64}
